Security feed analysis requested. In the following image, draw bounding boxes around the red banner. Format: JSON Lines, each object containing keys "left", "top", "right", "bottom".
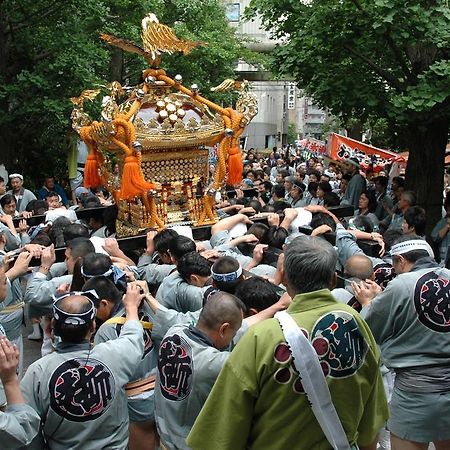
{"left": 327, "top": 133, "right": 397, "bottom": 168}
{"left": 298, "top": 138, "right": 326, "bottom": 155}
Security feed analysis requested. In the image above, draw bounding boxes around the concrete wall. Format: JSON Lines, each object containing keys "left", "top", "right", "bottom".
{"left": 242, "top": 80, "right": 289, "bottom": 149}
{"left": 224, "top": 0, "right": 327, "bottom": 146}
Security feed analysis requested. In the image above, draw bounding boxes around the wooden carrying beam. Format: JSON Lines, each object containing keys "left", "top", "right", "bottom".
{"left": 12, "top": 206, "right": 117, "bottom": 227}
{"left": 13, "top": 203, "right": 354, "bottom": 228}
{"left": 20, "top": 204, "right": 372, "bottom": 269}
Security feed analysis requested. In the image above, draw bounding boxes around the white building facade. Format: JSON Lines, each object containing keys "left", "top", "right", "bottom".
{"left": 224, "top": 0, "right": 328, "bottom": 149}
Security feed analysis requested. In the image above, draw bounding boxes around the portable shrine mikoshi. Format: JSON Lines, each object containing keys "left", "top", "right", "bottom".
{"left": 71, "top": 14, "right": 258, "bottom": 236}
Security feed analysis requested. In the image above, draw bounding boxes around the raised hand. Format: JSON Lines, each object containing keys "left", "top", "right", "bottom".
{"left": 102, "top": 237, "right": 121, "bottom": 257}
{"left": 56, "top": 283, "right": 71, "bottom": 296}
{"left": 311, "top": 224, "right": 333, "bottom": 236}
{"left": 351, "top": 279, "right": 382, "bottom": 307}
{"left": 23, "top": 244, "right": 45, "bottom": 258}
{"left": 6, "top": 251, "right": 33, "bottom": 281}
{"left": 123, "top": 283, "right": 146, "bottom": 320}
{"left": 17, "top": 219, "right": 28, "bottom": 233}
{"left": 252, "top": 243, "right": 268, "bottom": 264}
{"left": 145, "top": 230, "right": 157, "bottom": 255}
{"left": 239, "top": 207, "right": 256, "bottom": 216}
{"left": 41, "top": 244, "right": 56, "bottom": 268}
{"left": 200, "top": 249, "right": 221, "bottom": 261}
{"left": 241, "top": 233, "right": 259, "bottom": 244}
{"left": 0, "top": 337, "right": 20, "bottom": 384}
{"left": 267, "top": 213, "right": 280, "bottom": 227}
{"left": 21, "top": 211, "right": 33, "bottom": 219}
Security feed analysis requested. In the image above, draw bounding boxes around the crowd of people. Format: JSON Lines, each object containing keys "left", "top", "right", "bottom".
{"left": 0, "top": 145, "right": 449, "bottom": 450}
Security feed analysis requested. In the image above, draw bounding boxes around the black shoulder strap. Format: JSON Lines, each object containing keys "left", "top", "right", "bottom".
{"left": 347, "top": 295, "right": 362, "bottom": 312}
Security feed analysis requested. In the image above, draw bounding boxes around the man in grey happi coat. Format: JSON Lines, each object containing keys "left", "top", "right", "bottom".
{"left": 155, "top": 291, "right": 245, "bottom": 449}
{"left": 7, "top": 174, "right": 36, "bottom": 213}
{"left": 25, "top": 239, "right": 94, "bottom": 317}
{"left": 353, "top": 236, "right": 450, "bottom": 449}
{"left": 90, "top": 276, "right": 158, "bottom": 450}
{"left": 0, "top": 252, "right": 31, "bottom": 389}
{"left": 155, "top": 236, "right": 210, "bottom": 313}
{"left": 21, "top": 284, "right": 145, "bottom": 450}
{"left": 0, "top": 327, "right": 40, "bottom": 449}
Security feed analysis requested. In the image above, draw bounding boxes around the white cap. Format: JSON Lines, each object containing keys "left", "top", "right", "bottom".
{"left": 390, "top": 239, "right": 434, "bottom": 258}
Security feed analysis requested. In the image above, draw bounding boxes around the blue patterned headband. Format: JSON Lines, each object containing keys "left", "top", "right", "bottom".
{"left": 211, "top": 265, "right": 243, "bottom": 282}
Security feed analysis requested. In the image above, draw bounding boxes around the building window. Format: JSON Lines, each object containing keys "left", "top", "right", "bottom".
{"left": 226, "top": 3, "right": 240, "bottom": 22}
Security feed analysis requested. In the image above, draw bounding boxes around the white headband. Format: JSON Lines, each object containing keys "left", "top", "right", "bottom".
{"left": 81, "top": 265, "right": 112, "bottom": 279}
{"left": 211, "top": 265, "right": 243, "bottom": 282}
{"left": 390, "top": 240, "right": 434, "bottom": 258}
{"left": 9, "top": 173, "right": 23, "bottom": 180}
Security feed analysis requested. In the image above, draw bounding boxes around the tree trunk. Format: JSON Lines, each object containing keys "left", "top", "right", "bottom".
{"left": 0, "top": 7, "right": 15, "bottom": 168}
{"left": 404, "top": 117, "right": 450, "bottom": 236}
{"left": 109, "top": 47, "right": 123, "bottom": 82}
{"left": 345, "top": 121, "right": 363, "bottom": 141}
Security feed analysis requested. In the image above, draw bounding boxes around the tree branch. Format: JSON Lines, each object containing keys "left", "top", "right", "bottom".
{"left": 384, "top": 28, "right": 415, "bottom": 83}
{"left": 348, "top": 0, "right": 364, "bottom": 11}
{"left": 343, "top": 43, "right": 405, "bottom": 92}
{"left": 347, "top": 0, "right": 414, "bottom": 85}
{"left": 33, "top": 51, "right": 52, "bottom": 62}
{"left": 9, "top": 1, "right": 69, "bottom": 33}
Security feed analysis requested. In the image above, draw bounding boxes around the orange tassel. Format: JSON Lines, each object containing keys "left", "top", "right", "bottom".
{"left": 84, "top": 153, "right": 102, "bottom": 188}
{"left": 120, "top": 156, "right": 155, "bottom": 199}
{"left": 227, "top": 145, "right": 243, "bottom": 186}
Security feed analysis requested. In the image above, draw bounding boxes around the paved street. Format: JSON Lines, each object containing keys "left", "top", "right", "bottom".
{"left": 22, "top": 320, "right": 42, "bottom": 373}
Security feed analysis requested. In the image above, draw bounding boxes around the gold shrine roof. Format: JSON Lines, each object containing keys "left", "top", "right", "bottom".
{"left": 121, "top": 90, "right": 225, "bottom": 150}
{"left": 71, "top": 14, "right": 258, "bottom": 159}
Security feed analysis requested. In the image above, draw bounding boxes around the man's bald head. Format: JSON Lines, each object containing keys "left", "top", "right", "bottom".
{"left": 57, "top": 295, "right": 92, "bottom": 314}
{"left": 200, "top": 291, "right": 245, "bottom": 331}
{"left": 344, "top": 255, "right": 374, "bottom": 281}
{"left": 197, "top": 291, "right": 246, "bottom": 349}
{"left": 53, "top": 294, "right": 96, "bottom": 343}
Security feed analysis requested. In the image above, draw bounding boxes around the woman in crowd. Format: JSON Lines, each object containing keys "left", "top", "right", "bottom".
{"left": 355, "top": 190, "right": 379, "bottom": 229}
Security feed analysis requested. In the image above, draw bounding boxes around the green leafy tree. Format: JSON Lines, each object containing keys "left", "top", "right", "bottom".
{"left": 0, "top": 0, "right": 253, "bottom": 189}
{"left": 157, "top": 1, "right": 253, "bottom": 91}
{"left": 0, "top": 0, "right": 110, "bottom": 187}
{"left": 246, "top": 0, "right": 450, "bottom": 230}
{"left": 364, "top": 117, "right": 401, "bottom": 151}
{"left": 287, "top": 122, "right": 297, "bottom": 144}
